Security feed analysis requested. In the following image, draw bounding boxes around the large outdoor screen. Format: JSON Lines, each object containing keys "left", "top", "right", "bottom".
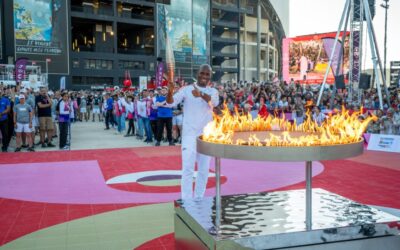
{"left": 282, "top": 32, "right": 349, "bottom": 84}
{"left": 13, "top": 0, "right": 69, "bottom": 74}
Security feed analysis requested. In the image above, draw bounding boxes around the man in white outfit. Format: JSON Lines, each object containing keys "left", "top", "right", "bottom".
{"left": 167, "top": 64, "right": 219, "bottom": 200}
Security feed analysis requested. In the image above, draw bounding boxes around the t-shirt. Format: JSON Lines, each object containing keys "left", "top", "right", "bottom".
{"left": 80, "top": 98, "right": 87, "bottom": 108}
{"left": 14, "top": 103, "right": 32, "bottom": 124}
{"left": 171, "top": 84, "right": 219, "bottom": 136}
{"left": 156, "top": 96, "right": 173, "bottom": 118}
{"left": 0, "top": 96, "right": 11, "bottom": 121}
{"left": 93, "top": 97, "right": 100, "bottom": 107}
{"left": 87, "top": 96, "right": 93, "bottom": 106}
{"left": 106, "top": 98, "right": 113, "bottom": 111}
{"left": 36, "top": 95, "right": 52, "bottom": 117}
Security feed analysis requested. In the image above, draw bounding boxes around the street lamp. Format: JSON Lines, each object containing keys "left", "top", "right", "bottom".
{"left": 381, "top": 0, "right": 389, "bottom": 83}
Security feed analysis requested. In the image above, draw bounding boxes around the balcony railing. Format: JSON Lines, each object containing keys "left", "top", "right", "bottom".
{"left": 71, "top": 5, "right": 114, "bottom": 16}
{"left": 117, "top": 11, "right": 153, "bottom": 21}
{"left": 117, "top": 48, "right": 154, "bottom": 56}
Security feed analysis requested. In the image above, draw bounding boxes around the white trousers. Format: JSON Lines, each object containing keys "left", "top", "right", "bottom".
{"left": 181, "top": 135, "right": 211, "bottom": 200}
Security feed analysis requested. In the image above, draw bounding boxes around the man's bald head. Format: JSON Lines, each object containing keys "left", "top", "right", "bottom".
{"left": 197, "top": 64, "right": 212, "bottom": 87}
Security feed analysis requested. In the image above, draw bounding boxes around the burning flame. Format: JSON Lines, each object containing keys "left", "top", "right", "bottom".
{"left": 202, "top": 106, "right": 376, "bottom": 147}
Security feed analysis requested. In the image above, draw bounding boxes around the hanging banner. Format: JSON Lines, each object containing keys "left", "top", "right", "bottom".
{"left": 322, "top": 38, "right": 344, "bottom": 77}
{"left": 59, "top": 76, "right": 66, "bottom": 90}
{"left": 352, "top": 30, "right": 360, "bottom": 84}
{"left": 15, "top": 58, "right": 28, "bottom": 82}
{"left": 155, "top": 62, "right": 165, "bottom": 87}
{"left": 139, "top": 76, "right": 148, "bottom": 92}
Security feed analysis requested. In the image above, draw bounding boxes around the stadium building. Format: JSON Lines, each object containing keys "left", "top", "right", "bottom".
{"left": 0, "top": 0, "right": 288, "bottom": 89}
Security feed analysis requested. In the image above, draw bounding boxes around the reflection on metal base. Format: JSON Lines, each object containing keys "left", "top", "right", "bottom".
{"left": 174, "top": 189, "right": 400, "bottom": 250}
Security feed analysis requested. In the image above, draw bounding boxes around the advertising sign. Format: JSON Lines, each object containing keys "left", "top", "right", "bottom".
{"left": 282, "top": 32, "right": 349, "bottom": 84}
{"left": 367, "top": 134, "right": 400, "bottom": 153}
{"left": 14, "top": 0, "right": 69, "bottom": 74}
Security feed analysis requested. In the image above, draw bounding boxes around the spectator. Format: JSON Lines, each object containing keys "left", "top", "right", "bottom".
{"left": 13, "top": 94, "right": 34, "bottom": 152}
{"left": 36, "top": 87, "right": 55, "bottom": 148}
{"left": 104, "top": 93, "right": 114, "bottom": 130}
{"left": 312, "top": 106, "right": 326, "bottom": 126}
{"left": 124, "top": 95, "right": 135, "bottom": 137}
{"left": 380, "top": 108, "right": 395, "bottom": 135}
{"left": 155, "top": 87, "right": 174, "bottom": 146}
{"left": 92, "top": 94, "right": 102, "bottom": 122}
{"left": 58, "top": 92, "right": 71, "bottom": 150}
{"left": 0, "top": 87, "right": 11, "bottom": 152}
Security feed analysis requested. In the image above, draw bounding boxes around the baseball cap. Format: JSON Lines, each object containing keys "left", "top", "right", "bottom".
{"left": 19, "top": 94, "right": 25, "bottom": 99}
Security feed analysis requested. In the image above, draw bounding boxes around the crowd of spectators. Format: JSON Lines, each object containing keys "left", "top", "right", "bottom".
{"left": 1, "top": 80, "right": 400, "bottom": 152}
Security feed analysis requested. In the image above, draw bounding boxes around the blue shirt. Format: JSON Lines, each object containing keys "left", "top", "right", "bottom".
{"left": 107, "top": 97, "right": 113, "bottom": 111}
{"left": 156, "top": 96, "right": 173, "bottom": 118}
{"left": 0, "top": 97, "right": 11, "bottom": 121}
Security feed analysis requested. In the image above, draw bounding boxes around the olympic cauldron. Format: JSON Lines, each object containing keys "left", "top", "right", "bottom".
{"left": 174, "top": 108, "right": 400, "bottom": 250}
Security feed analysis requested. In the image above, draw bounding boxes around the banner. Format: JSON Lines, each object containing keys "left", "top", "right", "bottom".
{"left": 367, "top": 134, "right": 400, "bottom": 153}
{"left": 15, "top": 58, "right": 28, "bottom": 82}
{"left": 322, "top": 38, "right": 343, "bottom": 77}
{"left": 60, "top": 76, "right": 66, "bottom": 90}
{"left": 155, "top": 62, "right": 165, "bottom": 87}
{"left": 14, "top": 0, "right": 69, "bottom": 74}
{"left": 352, "top": 30, "right": 360, "bottom": 84}
{"left": 139, "top": 76, "right": 148, "bottom": 92}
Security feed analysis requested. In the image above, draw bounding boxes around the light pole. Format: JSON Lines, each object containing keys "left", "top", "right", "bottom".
{"left": 381, "top": 0, "right": 389, "bottom": 83}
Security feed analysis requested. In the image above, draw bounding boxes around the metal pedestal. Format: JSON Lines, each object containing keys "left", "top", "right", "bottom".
{"left": 214, "top": 158, "right": 314, "bottom": 235}
{"left": 175, "top": 189, "right": 400, "bottom": 250}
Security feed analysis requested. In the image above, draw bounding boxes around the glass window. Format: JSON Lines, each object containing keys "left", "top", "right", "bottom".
{"left": 72, "top": 60, "right": 80, "bottom": 68}
{"left": 119, "top": 60, "right": 145, "bottom": 70}
{"left": 84, "top": 59, "right": 113, "bottom": 70}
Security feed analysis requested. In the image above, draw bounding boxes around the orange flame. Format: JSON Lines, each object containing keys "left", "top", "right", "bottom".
{"left": 203, "top": 106, "right": 377, "bottom": 147}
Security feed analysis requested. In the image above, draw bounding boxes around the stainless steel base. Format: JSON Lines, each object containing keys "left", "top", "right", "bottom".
{"left": 174, "top": 189, "right": 400, "bottom": 250}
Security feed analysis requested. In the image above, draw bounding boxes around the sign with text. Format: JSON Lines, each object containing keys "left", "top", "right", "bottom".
{"left": 367, "top": 134, "right": 400, "bottom": 153}
{"left": 14, "top": 0, "right": 69, "bottom": 74}
{"left": 139, "top": 76, "right": 148, "bottom": 92}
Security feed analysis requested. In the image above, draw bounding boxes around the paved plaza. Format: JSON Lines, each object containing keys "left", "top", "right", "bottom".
{"left": 0, "top": 121, "right": 399, "bottom": 249}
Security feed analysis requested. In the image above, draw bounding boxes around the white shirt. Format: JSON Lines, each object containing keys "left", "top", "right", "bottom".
{"left": 172, "top": 84, "right": 219, "bottom": 136}
{"left": 124, "top": 102, "right": 134, "bottom": 114}
{"left": 137, "top": 99, "right": 147, "bottom": 118}
{"left": 118, "top": 97, "right": 127, "bottom": 112}
{"left": 59, "top": 101, "right": 71, "bottom": 115}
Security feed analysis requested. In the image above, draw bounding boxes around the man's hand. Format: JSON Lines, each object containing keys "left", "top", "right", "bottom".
{"left": 192, "top": 85, "right": 201, "bottom": 98}
{"left": 29, "top": 123, "right": 32, "bottom": 129}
